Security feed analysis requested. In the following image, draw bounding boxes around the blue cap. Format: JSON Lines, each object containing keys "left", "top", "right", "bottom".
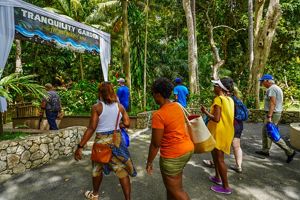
{"left": 175, "top": 78, "right": 182, "bottom": 83}
{"left": 259, "top": 74, "right": 274, "bottom": 81}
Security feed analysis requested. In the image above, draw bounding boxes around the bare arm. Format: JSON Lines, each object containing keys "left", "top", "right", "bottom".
{"left": 201, "top": 105, "right": 221, "bottom": 122}
{"left": 74, "top": 104, "right": 101, "bottom": 161}
{"left": 146, "top": 128, "right": 164, "bottom": 175}
{"left": 119, "top": 104, "right": 130, "bottom": 128}
{"left": 267, "top": 96, "right": 276, "bottom": 122}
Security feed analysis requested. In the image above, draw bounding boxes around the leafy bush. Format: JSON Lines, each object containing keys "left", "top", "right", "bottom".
{"left": 58, "top": 80, "right": 98, "bottom": 115}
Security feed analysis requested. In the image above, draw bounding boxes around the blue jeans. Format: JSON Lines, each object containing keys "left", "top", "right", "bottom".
{"left": 46, "top": 110, "right": 58, "bottom": 130}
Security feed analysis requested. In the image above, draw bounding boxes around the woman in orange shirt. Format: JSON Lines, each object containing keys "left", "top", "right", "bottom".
{"left": 146, "top": 77, "right": 194, "bottom": 200}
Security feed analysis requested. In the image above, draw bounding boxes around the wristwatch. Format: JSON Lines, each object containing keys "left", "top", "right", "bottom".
{"left": 267, "top": 115, "right": 272, "bottom": 118}
{"left": 77, "top": 144, "right": 84, "bottom": 149}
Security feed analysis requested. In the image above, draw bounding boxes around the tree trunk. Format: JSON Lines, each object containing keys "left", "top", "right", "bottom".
{"left": 248, "top": 0, "right": 254, "bottom": 78}
{"left": 122, "top": 0, "right": 131, "bottom": 91}
{"left": 79, "top": 54, "right": 84, "bottom": 80}
{"left": 143, "top": 0, "right": 149, "bottom": 110}
{"left": 191, "top": 0, "right": 199, "bottom": 93}
{"left": 205, "top": 11, "right": 224, "bottom": 80}
{"left": 249, "top": 0, "right": 281, "bottom": 108}
{"left": 182, "top": 0, "right": 198, "bottom": 94}
{"left": 15, "top": 39, "right": 23, "bottom": 73}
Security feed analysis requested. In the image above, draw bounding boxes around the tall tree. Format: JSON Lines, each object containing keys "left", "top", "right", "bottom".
{"left": 143, "top": 0, "right": 149, "bottom": 110}
{"left": 248, "top": 0, "right": 254, "bottom": 74}
{"left": 182, "top": 0, "right": 198, "bottom": 94}
{"left": 122, "top": 0, "right": 131, "bottom": 91}
{"left": 15, "top": 40, "right": 23, "bottom": 73}
{"left": 248, "top": 0, "right": 282, "bottom": 108}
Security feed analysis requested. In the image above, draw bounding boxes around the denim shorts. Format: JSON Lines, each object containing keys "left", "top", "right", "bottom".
{"left": 234, "top": 120, "right": 244, "bottom": 138}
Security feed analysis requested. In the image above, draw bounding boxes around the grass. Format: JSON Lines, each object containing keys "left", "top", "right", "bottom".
{"left": 0, "top": 131, "right": 29, "bottom": 141}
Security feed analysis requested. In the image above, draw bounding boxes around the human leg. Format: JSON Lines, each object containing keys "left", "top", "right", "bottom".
{"left": 46, "top": 111, "right": 58, "bottom": 130}
{"left": 232, "top": 138, "right": 243, "bottom": 171}
{"left": 161, "top": 172, "right": 190, "bottom": 200}
{"left": 119, "top": 176, "right": 131, "bottom": 200}
{"left": 211, "top": 149, "right": 220, "bottom": 179}
{"left": 214, "top": 149, "right": 230, "bottom": 189}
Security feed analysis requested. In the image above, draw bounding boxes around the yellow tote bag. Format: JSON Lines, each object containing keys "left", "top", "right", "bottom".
{"left": 179, "top": 104, "right": 216, "bottom": 154}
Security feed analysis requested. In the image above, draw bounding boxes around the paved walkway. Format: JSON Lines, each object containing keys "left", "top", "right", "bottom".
{"left": 0, "top": 123, "right": 299, "bottom": 200}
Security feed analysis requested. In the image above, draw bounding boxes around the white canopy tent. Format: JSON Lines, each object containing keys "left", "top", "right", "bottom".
{"left": 0, "top": 0, "right": 111, "bottom": 81}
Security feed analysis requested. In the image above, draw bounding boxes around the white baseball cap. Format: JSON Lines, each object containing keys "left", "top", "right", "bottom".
{"left": 211, "top": 79, "right": 229, "bottom": 91}
{"left": 117, "top": 78, "right": 125, "bottom": 83}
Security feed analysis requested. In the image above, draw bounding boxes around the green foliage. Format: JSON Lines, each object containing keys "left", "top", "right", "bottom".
{"left": 0, "top": 73, "right": 46, "bottom": 102}
{"left": 3, "top": 0, "right": 299, "bottom": 113}
{"left": 0, "top": 131, "right": 29, "bottom": 141}
{"left": 58, "top": 80, "right": 98, "bottom": 115}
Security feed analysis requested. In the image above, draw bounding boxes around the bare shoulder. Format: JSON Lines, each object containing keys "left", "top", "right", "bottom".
{"left": 92, "top": 103, "right": 103, "bottom": 114}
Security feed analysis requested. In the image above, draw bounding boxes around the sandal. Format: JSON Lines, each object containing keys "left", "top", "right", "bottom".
{"left": 85, "top": 190, "right": 99, "bottom": 200}
{"left": 202, "top": 160, "right": 215, "bottom": 168}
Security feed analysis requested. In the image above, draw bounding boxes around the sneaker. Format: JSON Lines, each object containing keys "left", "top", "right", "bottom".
{"left": 230, "top": 165, "right": 242, "bottom": 173}
{"left": 209, "top": 176, "right": 222, "bottom": 185}
{"left": 255, "top": 150, "right": 270, "bottom": 157}
{"left": 210, "top": 185, "right": 232, "bottom": 195}
{"left": 286, "top": 151, "right": 296, "bottom": 163}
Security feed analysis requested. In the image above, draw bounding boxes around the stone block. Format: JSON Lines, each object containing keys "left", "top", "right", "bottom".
{"left": 7, "top": 146, "right": 18, "bottom": 154}
{"left": 20, "top": 151, "right": 31, "bottom": 164}
{"left": 7, "top": 154, "right": 20, "bottom": 169}
{"left": 25, "top": 161, "right": 32, "bottom": 169}
{"left": 29, "top": 143, "right": 40, "bottom": 153}
{"left": 9, "top": 142, "right": 18, "bottom": 147}
{"left": 0, "top": 161, "right": 6, "bottom": 172}
{"left": 16, "top": 146, "right": 25, "bottom": 155}
{"left": 0, "top": 150, "right": 7, "bottom": 161}
{"left": 40, "top": 144, "right": 48, "bottom": 154}
{"left": 0, "top": 142, "right": 9, "bottom": 150}
{"left": 13, "top": 163, "right": 26, "bottom": 174}
{"left": 53, "top": 136, "right": 59, "bottom": 144}
{"left": 32, "top": 159, "right": 42, "bottom": 168}
{"left": 30, "top": 151, "right": 44, "bottom": 161}
{"left": 65, "top": 138, "right": 71, "bottom": 146}
{"left": 51, "top": 151, "right": 59, "bottom": 159}
{"left": 42, "top": 153, "right": 50, "bottom": 163}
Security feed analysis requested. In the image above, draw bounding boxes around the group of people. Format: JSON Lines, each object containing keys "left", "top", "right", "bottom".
{"left": 44, "top": 73, "right": 294, "bottom": 200}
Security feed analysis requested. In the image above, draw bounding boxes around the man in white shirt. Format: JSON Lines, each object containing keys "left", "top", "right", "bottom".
{"left": 255, "top": 74, "right": 296, "bottom": 163}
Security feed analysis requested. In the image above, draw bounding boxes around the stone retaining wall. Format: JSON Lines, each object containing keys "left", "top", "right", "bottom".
{"left": 136, "top": 109, "right": 300, "bottom": 129}
{"left": 0, "top": 126, "right": 86, "bottom": 176}
{"left": 248, "top": 110, "right": 300, "bottom": 124}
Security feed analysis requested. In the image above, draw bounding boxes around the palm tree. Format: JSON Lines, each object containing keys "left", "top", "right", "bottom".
{"left": 85, "top": 0, "right": 132, "bottom": 90}
{"left": 0, "top": 73, "right": 46, "bottom": 134}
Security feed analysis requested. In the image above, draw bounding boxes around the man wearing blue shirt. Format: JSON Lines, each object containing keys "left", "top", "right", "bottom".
{"left": 173, "top": 78, "right": 189, "bottom": 107}
{"left": 117, "top": 78, "right": 130, "bottom": 111}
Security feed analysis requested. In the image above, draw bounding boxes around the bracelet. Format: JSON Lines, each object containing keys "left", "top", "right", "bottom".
{"left": 267, "top": 115, "right": 272, "bottom": 118}
{"left": 77, "top": 144, "right": 84, "bottom": 149}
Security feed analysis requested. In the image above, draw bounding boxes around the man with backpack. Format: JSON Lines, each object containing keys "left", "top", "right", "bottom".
{"left": 255, "top": 74, "right": 296, "bottom": 163}
{"left": 40, "top": 83, "right": 62, "bottom": 130}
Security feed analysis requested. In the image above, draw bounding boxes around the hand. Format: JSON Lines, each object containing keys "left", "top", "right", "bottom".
{"left": 39, "top": 111, "right": 44, "bottom": 117}
{"left": 200, "top": 105, "right": 206, "bottom": 113}
{"left": 74, "top": 148, "right": 82, "bottom": 161}
{"left": 146, "top": 163, "right": 153, "bottom": 175}
{"left": 57, "top": 111, "right": 64, "bottom": 119}
{"left": 267, "top": 117, "right": 272, "bottom": 123}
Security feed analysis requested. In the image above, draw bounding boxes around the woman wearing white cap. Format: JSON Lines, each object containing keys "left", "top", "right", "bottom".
{"left": 201, "top": 78, "right": 234, "bottom": 194}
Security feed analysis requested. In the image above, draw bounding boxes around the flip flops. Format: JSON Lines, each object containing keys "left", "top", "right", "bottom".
{"left": 202, "top": 160, "right": 215, "bottom": 168}
{"left": 85, "top": 190, "right": 99, "bottom": 200}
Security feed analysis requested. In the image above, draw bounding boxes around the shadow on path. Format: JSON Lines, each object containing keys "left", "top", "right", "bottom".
{"left": 0, "top": 123, "right": 299, "bottom": 200}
